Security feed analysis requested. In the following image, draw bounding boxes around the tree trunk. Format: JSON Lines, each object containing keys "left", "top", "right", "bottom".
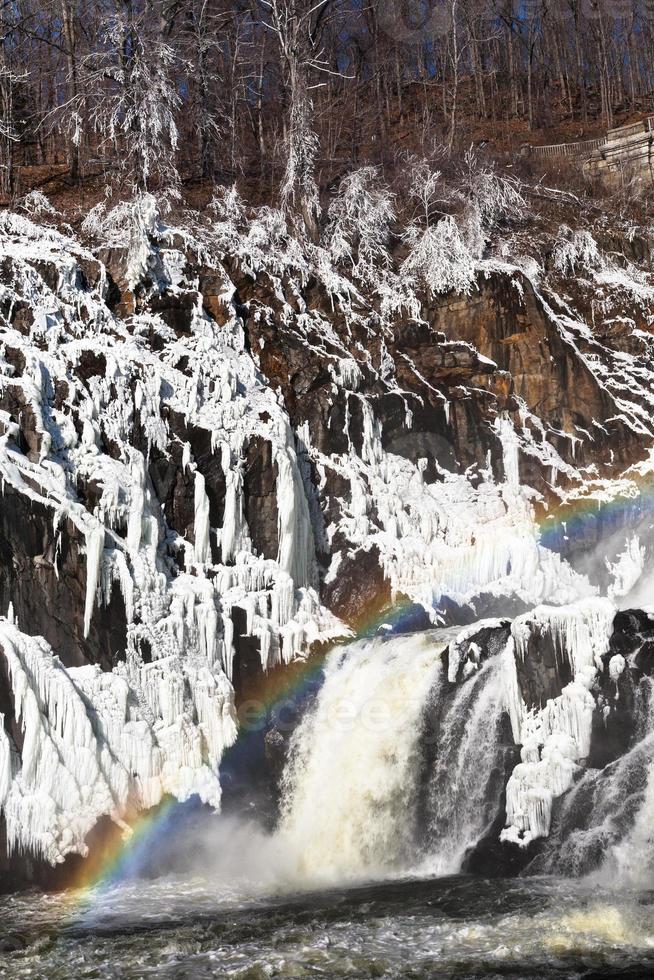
{"left": 61, "top": 0, "right": 80, "bottom": 182}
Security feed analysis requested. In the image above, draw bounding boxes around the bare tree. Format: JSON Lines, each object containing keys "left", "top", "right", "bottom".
{"left": 82, "top": 2, "right": 183, "bottom": 191}
{"left": 3, "top": 0, "right": 654, "bottom": 205}
{"left": 0, "top": 4, "right": 26, "bottom": 196}
{"left": 59, "top": 0, "right": 82, "bottom": 181}
{"left": 255, "top": 0, "right": 343, "bottom": 238}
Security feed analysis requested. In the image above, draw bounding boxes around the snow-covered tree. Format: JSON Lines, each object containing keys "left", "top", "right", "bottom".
{"left": 401, "top": 215, "right": 476, "bottom": 296}
{"left": 325, "top": 167, "right": 395, "bottom": 281}
{"left": 552, "top": 225, "right": 603, "bottom": 275}
{"left": 402, "top": 155, "right": 445, "bottom": 229}
{"left": 461, "top": 150, "right": 525, "bottom": 230}
{"left": 82, "top": 7, "right": 182, "bottom": 191}
{"left": 457, "top": 150, "right": 526, "bottom": 257}
{"left": 258, "top": 0, "right": 343, "bottom": 239}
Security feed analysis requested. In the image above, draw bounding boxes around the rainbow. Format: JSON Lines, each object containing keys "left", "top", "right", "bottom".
{"left": 63, "top": 601, "right": 423, "bottom": 911}
{"left": 66, "top": 464, "right": 654, "bottom": 909}
{"left": 64, "top": 796, "right": 181, "bottom": 916}
{"left": 538, "top": 476, "right": 653, "bottom": 555}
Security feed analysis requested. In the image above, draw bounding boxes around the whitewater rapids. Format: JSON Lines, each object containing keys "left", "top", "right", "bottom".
{"left": 3, "top": 874, "right": 654, "bottom": 979}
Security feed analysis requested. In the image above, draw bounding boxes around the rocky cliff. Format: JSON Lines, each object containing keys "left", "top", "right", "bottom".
{"left": 1, "top": 183, "right": 654, "bottom": 885}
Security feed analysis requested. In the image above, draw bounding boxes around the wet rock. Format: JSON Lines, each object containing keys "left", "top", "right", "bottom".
{"left": 198, "top": 268, "right": 232, "bottom": 324}
{"left": 0, "top": 384, "right": 42, "bottom": 459}
{"left": 0, "top": 485, "right": 126, "bottom": 670}
{"left": 0, "top": 933, "right": 28, "bottom": 952}
{"left": 513, "top": 616, "right": 573, "bottom": 710}
{"left": 244, "top": 436, "right": 279, "bottom": 561}
{"left": 76, "top": 348, "right": 107, "bottom": 382}
{"left": 588, "top": 610, "right": 654, "bottom": 768}
{"left": 322, "top": 545, "right": 392, "bottom": 634}
{"left": 95, "top": 246, "right": 136, "bottom": 316}
{"left": 444, "top": 621, "right": 511, "bottom": 685}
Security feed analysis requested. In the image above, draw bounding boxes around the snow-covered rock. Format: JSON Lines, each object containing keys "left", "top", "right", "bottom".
{"left": 2, "top": 191, "right": 654, "bottom": 870}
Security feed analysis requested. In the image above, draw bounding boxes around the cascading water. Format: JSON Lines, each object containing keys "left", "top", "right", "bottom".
{"left": 277, "top": 632, "right": 446, "bottom": 884}
{"left": 276, "top": 632, "right": 509, "bottom": 885}
{"left": 594, "top": 676, "right": 654, "bottom": 886}
{"left": 420, "top": 657, "right": 508, "bottom": 875}
{"left": 531, "top": 676, "right": 654, "bottom": 879}
{"left": 9, "top": 626, "right": 654, "bottom": 979}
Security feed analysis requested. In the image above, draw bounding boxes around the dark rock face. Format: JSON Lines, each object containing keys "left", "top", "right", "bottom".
{"left": 444, "top": 621, "right": 511, "bottom": 684}
{"left": 321, "top": 545, "right": 392, "bottom": 633}
{"left": 513, "top": 617, "right": 573, "bottom": 710}
{"left": 221, "top": 651, "right": 326, "bottom": 828}
{"left": 461, "top": 733, "right": 528, "bottom": 878}
{"left": 0, "top": 815, "right": 120, "bottom": 894}
{"left": 429, "top": 272, "right": 641, "bottom": 475}
{"left": 148, "top": 290, "right": 198, "bottom": 336}
{"left": 589, "top": 609, "right": 654, "bottom": 770}
{"left": 0, "top": 486, "right": 126, "bottom": 670}
{"left": 244, "top": 436, "right": 279, "bottom": 561}
{"left": 148, "top": 441, "right": 198, "bottom": 545}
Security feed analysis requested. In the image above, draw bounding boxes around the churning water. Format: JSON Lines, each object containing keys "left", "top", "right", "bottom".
{"left": 3, "top": 873, "right": 654, "bottom": 978}
{"left": 3, "top": 631, "right": 654, "bottom": 978}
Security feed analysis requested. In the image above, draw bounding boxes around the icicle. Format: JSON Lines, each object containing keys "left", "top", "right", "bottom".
{"left": 0, "top": 722, "right": 11, "bottom": 807}
{"left": 194, "top": 472, "right": 211, "bottom": 565}
{"left": 494, "top": 414, "right": 520, "bottom": 489}
{"left": 258, "top": 623, "right": 272, "bottom": 672}
{"left": 126, "top": 454, "right": 146, "bottom": 553}
{"left": 275, "top": 434, "right": 315, "bottom": 589}
{"left": 83, "top": 522, "right": 105, "bottom": 637}
{"left": 221, "top": 465, "right": 244, "bottom": 563}
{"left": 222, "top": 613, "right": 235, "bottom": 680}
{"left": 359, "top": 398, "right": 383, "bottom": 466}
{"left": 112, "top": 551, "right": 134, "bottom": 624}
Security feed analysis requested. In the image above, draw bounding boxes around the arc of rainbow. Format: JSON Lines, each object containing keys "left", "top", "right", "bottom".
{"left": 66, "top": 467, "right": 654, "bottom": 908}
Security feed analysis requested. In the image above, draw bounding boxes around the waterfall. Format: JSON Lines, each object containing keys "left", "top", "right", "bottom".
{"left": 595, "top": 676, "right": 654, "bottom": 886}
{"left": 278, "top": 633, "right": 446, "bottom": 884}
{"left": 276, "top": 632, "right": 508, "bottom": 886}
{"left": 420, "top": 657, "right": 507, "bottom": 875}
{"left": 531, "top": 677, "right": 654, "bottom": 879}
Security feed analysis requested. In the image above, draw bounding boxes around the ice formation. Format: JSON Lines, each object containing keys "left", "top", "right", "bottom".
{"left": 501, "top": 597, "right": 615, "bottom": 846}
{"left": 0, "top": 207, "right": 344, "bottom": 861}
{"left": 313, "top": 400, "right": 593, "bottom": 617}
{"left": 0, "top": 620, "right": 237, "bottom": 861}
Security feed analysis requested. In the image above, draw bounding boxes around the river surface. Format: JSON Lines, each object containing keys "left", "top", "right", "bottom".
{"left": 2, "top": 873, "right": 654, "bottom": 979}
